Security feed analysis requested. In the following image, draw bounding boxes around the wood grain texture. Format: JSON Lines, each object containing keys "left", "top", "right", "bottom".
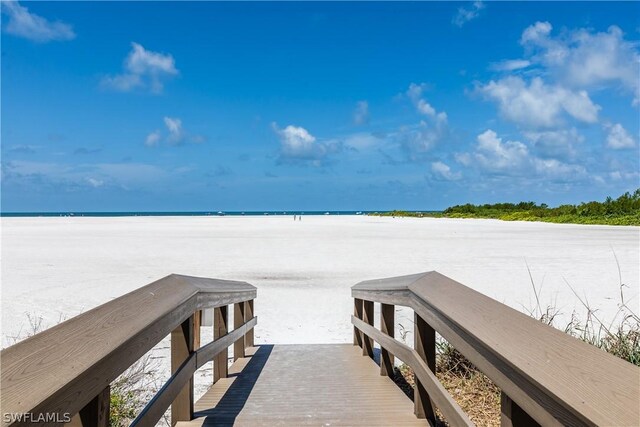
{"left": 245, "top": 300, "right": 254, "bottom": 348}
{"left": 379, "top": 303, "right": 394, "bottom": 378}
{"left": 124, "top": 317, "right": 257, "bottom": 427}
{"left": 171, "top": 315, "right": 196, "bottom": 425}
{"left": 352, "top": 271, "right": 640, "bottom": 426}
{"left": 233, "top": 303, "right": 246, "bottom": 361}
{"left": 213, "top": 306, "right": 229, "bottom": 383}
{"left": 362, "top": 300, "right": 374, "bottom": 358}
{"left": 353, "top": 298, "right": 364, "bottom": 347}
{"left": 352, "top": 316, "right": 473, "bottom": 427}
{"left": 180, "top": 344, "right": 428, "bottom": 426}
{"left": 0, "top": 275, "right": 256, "bottom": 427}
{"left": 196, "top": 317, "right": 257, "bottom": 370}
{"left": 414, "top": 312, "right": 436, "bottom": 423}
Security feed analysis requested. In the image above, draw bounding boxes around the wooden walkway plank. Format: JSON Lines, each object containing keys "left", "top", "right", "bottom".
{"left": 178, "top": 344, "right": 427, "bottom": 427}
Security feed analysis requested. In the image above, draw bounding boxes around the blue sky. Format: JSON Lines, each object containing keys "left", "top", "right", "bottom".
{"left": 2, "top": 1, "right": 639, "bottom": 212}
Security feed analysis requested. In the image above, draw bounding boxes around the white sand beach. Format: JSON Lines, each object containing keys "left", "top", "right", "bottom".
{"left": 2, "top": 215, "right": 638, "bottom": 396}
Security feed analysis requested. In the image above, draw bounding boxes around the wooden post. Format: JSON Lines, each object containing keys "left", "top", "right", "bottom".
{"left": 193, "top": 310, "right": 202, "bottom": 350}
{"left": 380, "top": 303, "right": 394, "bottom": 378}
{"left": 171, "top": 314, "right": 196, "bottom": 425}
{"left": 71, "top": 385, "right": 110, "bottom": 427}
{"left": 234, "top": 302, "right": 246, "bottom": 361}
{"left": 213, "top": 305, "right": 229, "bottom": 383}
{"left": 362, "top": 300, "right": 374, "bottom": 358}
{"left": 245, "top": 299, "right": 254, "bottom": 348}
{"left": 414, "top": 313, "right": 436, "bottom": 423}
{"left": 353, "top": 298, "right": 364, "bottom": 347}
{"left": 501, "top": 392, "right": 541, "bottom": 427}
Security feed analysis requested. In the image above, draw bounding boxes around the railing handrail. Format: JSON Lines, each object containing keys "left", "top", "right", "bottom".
{"left": 0, "top": 274, "right": 257, "bottom": 425}
{"left": 351, "top": 271, "right": 640, "bottom": 426}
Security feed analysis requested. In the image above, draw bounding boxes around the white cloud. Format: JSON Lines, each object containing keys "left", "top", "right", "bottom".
{"left": 353, "top": 101, "right": 370, "bottom": 125}
{"left": 86, "top": 178, "right": 104, "bottom": 188}
{"left": 431, "top": 161, "right": 461, "bottom": 180}
{"left": 145, "top": 130, "right": 161, "bottom": 147}
{"left": 490, "top": 59, "right": 531, "bottom": 72}
{"left": 605, "top": 123, "right": 636, "bottom": 149}
{"left": 102, "top": 43, "right": 178, "bottom": 94}
{"left": 144, "top": 117, "right": 203, "bottom": 147}
{"left": 1, "top": 1, "right": 75, "bottom": 42}
{"left": 532, "top": 158, "right": 586, "bottom": 179}
{"left": 479, "top": 76, "right": 600, "bottom": 129}
{"left": 406, "top": 83, "right": 448, "bottom": 125}
{"left": 163, "top": 117, "right": 184, "bottom": 144}
{"left": 344, "top": 132, "right": 384, "bottom": 150}
{"left": 474, "top": 129, "right": 530, "bottom": 172}
{"left": 457, "top": 129, "right": 588, "bottom": 182}
{"left": 398, "top": 121, "right": 446, "bottom": 162}
{"left": 273, "top": 123, "right": 341, "bottom": 164}
{"left": 452, "top": 1, "right": 485, "bottom": 27}
{"left": 2, "top": 160, "right": 166, "bottom": 189}
{"left": 521, "top": 21, "right": 553, "bottom": 46}
{"left": 521, "top": 22, "right": 640, "bottom": 104}
{"left": 522, "top": 128, "right": 584, "bottom": 159}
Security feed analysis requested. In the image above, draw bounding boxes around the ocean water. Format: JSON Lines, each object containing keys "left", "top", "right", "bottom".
{"left": 0, "top": 210, "right": 439, "bottom": 217}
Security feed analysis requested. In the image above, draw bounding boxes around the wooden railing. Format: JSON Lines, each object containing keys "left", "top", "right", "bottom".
{"left": 0, "top": 274, "right": 257, "bottom": 427}
{"left": 352, "top": 271, "right": 640, "bottom": 427}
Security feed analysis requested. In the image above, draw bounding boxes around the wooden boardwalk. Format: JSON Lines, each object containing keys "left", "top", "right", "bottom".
{"left": 178, "top": 344, "right": 427, "bottom": 426}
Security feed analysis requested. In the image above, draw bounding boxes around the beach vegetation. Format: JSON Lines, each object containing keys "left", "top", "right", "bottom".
{"left": 395, "top": 259, "right": 640, "bottom": 425}
{"left": 375, "top": 189, "right": 640, "bottom": 226}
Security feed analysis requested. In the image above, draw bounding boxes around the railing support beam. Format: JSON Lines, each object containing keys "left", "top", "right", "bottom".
{"left": 353, "top": 298, "right": 364, "bottom": 347}
{"left": 214, "top": 305, "right": 229, "bottom": 383}
{"left": 414, "top": 313, "right": 436, "bottom": 423}
{"left": 501, "top": 392, "right": 541, "bottom": 427}
{"left": 171, "top": 313, "right": 197, "bottom": 425}
{"left": 69, "top": 385, "right": 110, "bottom": 427}
{"left": 245, "top": 299, "right": 254, "bottom": 348}
{"left": 234, "top": 302, "right": 246, "bottom": 361}
{"left": 380, "top": 303, "right": 394, "bottom": 378}
{"left": 362, "top": 300, "right": 374, "bottom": 358}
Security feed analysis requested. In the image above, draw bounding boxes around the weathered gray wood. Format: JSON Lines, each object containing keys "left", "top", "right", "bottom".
{"left": 501, "top": 392, "right": 541, "bottom": 427}
{"left": 73, "top": 386, "right": 110, "bottom": 427}
{"left": 182, "top": 344, "right": 428, "bottom": 427}
{"left": 414, "top": 313, "right": 436, "bottom": 423}
{"left": 131, "top": 354, "right": 197, "bottom": 427}
{"left": 352, "top": 272, "right": 640, "bottom": 426}
{"left": 380, "top": 303, "right": 394, "bottom": 378}
{"left": 0, "top": 274, "right": 256, "bottom": 427}
{"left": 362, "top": 300, "right": 374, "bottom": 358}
{"left": 233, "top": 302, "right": 246, "bottom": 361}
{"left": 131, "top": 317, "right": 257, "bottom": 427}
{"left": 171, "top": 315, "right": 196, "bottom": 425}
{"left": 354, "top": 298, "right": 364, "bottom": 347}
{"left": 196, "top": 317, "right": 257, "bottom": 369}
{"left": 352, "top": 316, "right": 473, "bottom": 427}
{"left": 193, "top": 310, "right": 202, "bottom": 350}
{"left": 213, "top": 306, "right": 229, "bottom": 383}
{"left": 245, "top": 300, "right": 254, "bottom": 347}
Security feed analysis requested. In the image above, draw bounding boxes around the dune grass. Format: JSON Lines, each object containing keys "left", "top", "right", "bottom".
{"left": 396, "top": 259, "right": 639, "bottom": 426}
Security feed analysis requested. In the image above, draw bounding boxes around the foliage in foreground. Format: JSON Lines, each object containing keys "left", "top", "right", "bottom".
{"left": 374, "top": 189, "right": 640, "bottom": 226}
